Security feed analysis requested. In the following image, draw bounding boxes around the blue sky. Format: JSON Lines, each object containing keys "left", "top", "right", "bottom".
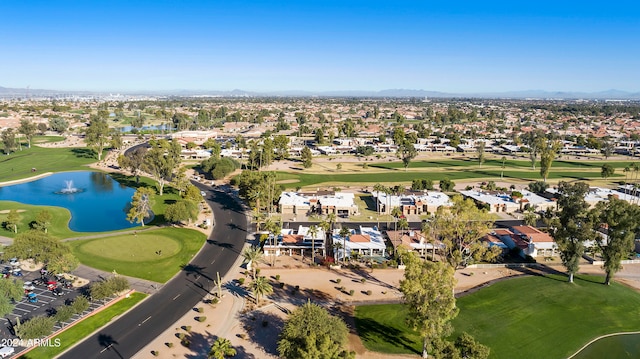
{"left": 1, "top": 1, "right": 639, "bottom": 93}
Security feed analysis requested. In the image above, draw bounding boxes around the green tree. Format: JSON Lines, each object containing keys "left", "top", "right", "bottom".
{"left": 400, "top": 251, "right": 458, "bottom": 359}
{"left": 454, "top": 332, "right": 490, "bottom": 359}
{"left": 278, "top": 301, "right": 353, "bottom": 359}
{"left": 593, "top": 198, "right": 640, "bottom": 285}
{"left": 4, "top": 209, "right": 20, "bottom": 233}
{"left": 49, "top": 117, "right": 69, "bottom": 134}
{"left": 273, "top": 134, "right": 289, "bottom": 160}
{"left": 208, "top": 337, "right": 237, "bottom": 359}
{"left": 339, "top": 226, "right": 350, "bottom": 263}
{"left": 250, "top": 275, "right": 273, "bottom": 305}
{"left": 1, "top": 128, "right": 17, "bottom": 154}
{"left": 427, "top": 195, "right": 500, "bottom": 269}
{"left": 4, "top": 231, "right": 78, "bottom": 273}
{"left": 118, "top": 147, "right": 147, "bottom": 183}
{"left": 476, "top": 141, "right": 485, "bottom": 167}
{"left": 0, "top": 278, "right": 25, "bottom": 317}
{"left": 84, "top": 116, "right": 110, "bottom": 160}
{"left": 143, "top": 139, "right": 181, "bottom": 195}
{"left": 521, "top": 130, "right": 545, "bottom": 170}
{"left": 527, "top": 181, "right": 549, "bottom": 194}
{"left": 126, "top": 187, "right": 155, "bottom": 227}
{"left": 539, "top": 139, "right": 560, "bottom": 182}
{"left": 308, "top": 225, "right": 320, "bottom": 263}
{"left": 19, "top": 119, "right": 37, "bottom": 148}
{"left": 71, "top": 296, "right": 90, "bottom": 314}
{"left": 15, "top": 315, "right": 56, "bottom": 340}
{"left": 242, "top": 246, "right": 264, "bottom": 279}
{"left": 54, "top": 305, "right": 76, "bottom": 327}
{"left": 32, "top": 209, "right": 53, "bottom": 233}
{"left": 439, "top": 178, "right": 455, "bottom": 192}
{"left": 552, "top": 181, "right": 596, "bottom": 283}
{"left": 397, "top": 140, "right": 417, "bottom": 171}
{"left": 301, "top": 146, "right": 313, "bottom": 168}
{"left": 164, "top": 200, "right": 198, "bottom": 224}
{"left": 601, "top": 163, "right": 615, "bottom": 180}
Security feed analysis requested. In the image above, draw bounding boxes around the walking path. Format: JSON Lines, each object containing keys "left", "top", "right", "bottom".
{"left": 71, "top": 264, "right": 163, "bottom": 294}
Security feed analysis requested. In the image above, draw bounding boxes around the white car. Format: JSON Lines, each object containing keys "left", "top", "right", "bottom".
{"left": 9, "top": 258, "right": 20, "bottom": 267}
{"left": 0, "top": 346, "right": 15, "bottom": 358}
{"left": 201, "top": 191, "right": 206, "bottom": 197}
{"left": 23, "top": 281, "right": 35, "bottom": 291}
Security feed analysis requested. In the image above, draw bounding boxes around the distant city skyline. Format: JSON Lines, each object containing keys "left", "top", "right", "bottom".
{"left": 1, "top": 1, "right": 639, "bottom": 93}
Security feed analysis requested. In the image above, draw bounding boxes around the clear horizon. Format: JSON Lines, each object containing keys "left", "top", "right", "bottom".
{"left": 1, "top": 1, "right": 639, "bottom": 93}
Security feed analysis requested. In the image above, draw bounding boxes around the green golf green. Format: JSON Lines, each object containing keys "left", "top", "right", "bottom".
{"left": 70, "top": 227, "right": 206, "bottom": 282}
{"left": 355, "top": 274, "right": 640, "bottom": 359}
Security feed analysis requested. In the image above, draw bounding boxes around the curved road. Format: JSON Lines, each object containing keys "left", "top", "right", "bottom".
{"left": 60, "top": 185, "right": 248, "bottom": 359}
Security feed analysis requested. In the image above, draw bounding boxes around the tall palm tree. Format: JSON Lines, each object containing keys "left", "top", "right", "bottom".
{"left": 501, "top": 156, "right": 507, "bottom": 178}
{"left": 624, "top": 166, "right": 630, "bottom": 183}
{"left": 325, "top": 213, "right": 337, "bottom": 256}
{"left": 308, "top": 225, "right": 319, "bottom": 264}
{"left": 242, "top": 246, "right": 263, "bottom": 279}
{"left": 250, "top": 276, "right": 273, "bottom": 305}
{"left": 339, "top": 226, "right": 351, "bottom": 264}
{"left": 209, "top": 338, "right": 236, "bottom": 359}
{"left": 373, "top": 183, "right": 386, "bottom": 214}
{"left": 391, "top": 207, "right": 403, "bottom": 232}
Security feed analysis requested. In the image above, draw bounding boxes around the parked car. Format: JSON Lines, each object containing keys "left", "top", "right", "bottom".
{"left": 27, "top": 292, "right": 38, "bottom": 303}
{"left": 0, "top": 346, "right": 15, "bottom": 358}
{"left": 47, "top": 281, "right": 58, "bottom": 290}
{"left": 52, "top": 287, "right": 64, "bottom": 296}
{"left": 32, "top": 278, "right": 44, "bottom": 286}
{"left": 23, "top": 281, "right": 35, "bottom": 291}
{"left": 12, "top": 269, "right": 22, "bottom": 277}
{"left": 9, "top": 258, "right": 20, "bottom": 267}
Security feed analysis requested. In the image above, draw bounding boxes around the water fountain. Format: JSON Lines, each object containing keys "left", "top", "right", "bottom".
{"left": 59, "top": 180, "right": 80, "bottom": 194}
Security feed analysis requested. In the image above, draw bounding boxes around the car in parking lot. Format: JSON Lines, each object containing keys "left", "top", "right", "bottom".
{"left": 23, "top": 281, "right": 35, "bottom": 292}
{"left": 52, "top": 287, "right": 65, "bottom": 296}
{"left": 27, "top": 292, "right": 38, "bottom": 303}
{"left": 32, "top": 278, "right": 44, "bottom": 286}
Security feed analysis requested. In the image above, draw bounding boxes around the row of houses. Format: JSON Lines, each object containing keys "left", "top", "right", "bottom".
{"left": 278, "top": 192, "right": 359, "bottom": 217}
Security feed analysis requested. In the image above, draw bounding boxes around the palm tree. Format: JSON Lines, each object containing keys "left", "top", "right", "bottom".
{"left": 501, "top": 156, "right": 507, "bottom": 178}
{"left": 250, "top": 276, "right": 273, "bottom": 305}
{"left": 209, "top": 337, "right": 236, "bottom": 359}
{"left": 242, "top": 246, "right": 263, "bottom": 279}
{"left": 308, "top": 225, "right": 319, "bottom": 264}
{"left": 325, "top": 213, "right": 337, "bottom": 256}
{"left": 391, "top": 207, "right": 403, "bottom": 232}
{"left": 373, "top": 183, "right": 386, "bottom": 214}
{"left": 339, "top": 226, "right": 351, "bottom": 264}
{"left": 624, "top": 166, "right": 630, "bottom": 183}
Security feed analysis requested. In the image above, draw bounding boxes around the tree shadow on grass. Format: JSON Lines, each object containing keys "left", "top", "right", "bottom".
{"left": 353, "top": 317, "right": 420, "bottom": 355}
{"left": 71, "top": 148, "right": 96, "bottom": 159}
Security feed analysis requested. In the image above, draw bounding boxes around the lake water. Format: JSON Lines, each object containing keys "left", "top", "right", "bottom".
{"left": 0, "top": 171, "right": 138, "bottom": 232}
{"left": 571, "top": 333, "right": 640, "bottom": 359}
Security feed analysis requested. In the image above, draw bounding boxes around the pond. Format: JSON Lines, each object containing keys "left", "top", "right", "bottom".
{"left": 571, "top": 333, "right": 640, "bottom": 359}
{"left": 0, "top": 171, "right": 138, "bottom": 232}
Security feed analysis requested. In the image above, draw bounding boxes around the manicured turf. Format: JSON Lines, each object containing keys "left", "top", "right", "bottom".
{"left": 571, "top": 333, "right": 640, "bottom": 359}
{"left": 0, "top": 201, "right": 87, "bottom": 239}
{"left": 21, "top": 292, "right": 147, "bottom": 359}
{"left": 277, "top": 169, "right": 613, "bottom": 188}
{"left": 0, "top": 145, "right": 101, "bottom": 182}
{"left": 355, "top": 274, "right": 640, "bottom": 359}
{"left": 70, "top": 227, "right": 206, "bottom": 282}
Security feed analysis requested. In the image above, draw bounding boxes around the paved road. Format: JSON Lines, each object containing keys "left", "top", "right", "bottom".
{"left": 59, "top": 186, "right": 248, "bottom": 359}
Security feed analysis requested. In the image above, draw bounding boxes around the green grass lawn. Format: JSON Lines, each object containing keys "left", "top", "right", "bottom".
{"left": 355, "top": 274, "right": 640, "bottom": 359}
{"left": 70, "top": 227, "right": 206, "bottom": 282}
{"left": 0, "top": 201, "right": 95, "bottom": 239}
{"left": 276, "top": 168, "right": 612, "bottom": 189}
{"left": 0, "top": 145, "right": 100, "bottom": 182}
{"left": 21, "top": 292, "right": 147, "bottom": 359}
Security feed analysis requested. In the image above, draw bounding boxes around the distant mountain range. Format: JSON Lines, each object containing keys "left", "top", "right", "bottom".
{"left": 1, "top": 85, "right": 639, "bottom": 100}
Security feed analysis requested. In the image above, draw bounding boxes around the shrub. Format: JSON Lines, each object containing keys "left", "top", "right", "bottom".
{"left": 335, "top": 278, "right": 342, "bottom": 284}
{"left": 366, "top": 290, "right": 372, "bottom": 295}
{"left": 275, "top": 274, "right": 281, "bottom": 281}
{"left": 349, "top": 289, "right": 355, "bottom": 296}
{"left": 151, "top": 350, "right": 159, "bottom": 356}
{"left": 238, "top": 278, "right": 245, "bottom": 285}
{"left": 71, "top": 296, "right": 90, "bottom": 314}
{"left": 211, "top": 298, "right": 219, "bottom": 304}
{"left": 198, "top": 316, "right": 206, "bottom": 322}
{"left": 165, "top": 342, "right": 174, "bottom": 348}
{"left": 181, "top": 338, "right": 190, "bottom": 348}
{"left": 197, "top": 307, "right": 204, "bottom": 313}
{"left": 185, "top": 325, "right": 192, "bottom": 332}
{"left": 360, "top": 278, "right": 366, "bottom": 284}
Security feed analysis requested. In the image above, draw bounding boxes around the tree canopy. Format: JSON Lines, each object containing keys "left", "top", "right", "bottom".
{"left": 278, "top": 301, "right": 354, "bottom": 359}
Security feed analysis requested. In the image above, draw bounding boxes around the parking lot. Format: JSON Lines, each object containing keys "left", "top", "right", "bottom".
{"left": 0, "top": 266, "right": 110, "bottom": 354}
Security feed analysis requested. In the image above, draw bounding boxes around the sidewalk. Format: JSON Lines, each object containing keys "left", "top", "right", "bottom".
{"left": 71, "top": 264, "right": 163, "bottom": 294}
